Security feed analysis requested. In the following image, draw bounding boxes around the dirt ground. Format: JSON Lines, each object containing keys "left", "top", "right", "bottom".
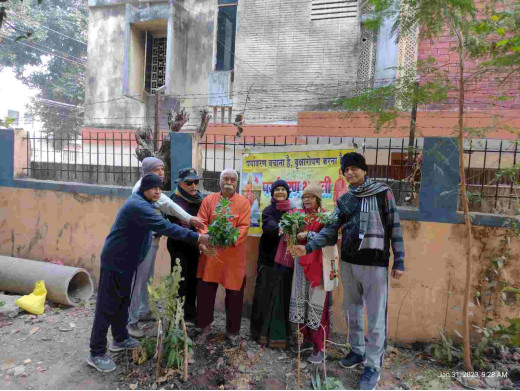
{"left": 1, "top": 296, "right": 519, "bottom": 390}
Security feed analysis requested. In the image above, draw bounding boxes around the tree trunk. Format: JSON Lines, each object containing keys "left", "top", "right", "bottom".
{"left": 457, "top": 37, "right": 474, "bottom": 372}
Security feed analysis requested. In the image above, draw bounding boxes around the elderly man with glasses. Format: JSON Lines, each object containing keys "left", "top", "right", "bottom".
{"left": 166, "top": 168, "right": 205, "bottom": 323}
{"left": 196, "top": 168, "right": 251, "bottom": 346}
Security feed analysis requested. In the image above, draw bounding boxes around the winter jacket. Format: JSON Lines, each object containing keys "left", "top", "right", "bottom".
{"left": 100, "top": 191, "right": 199, "bottom": 274}
{"left": 305, "top": 190, "right": 405, "bottom": 271}
{"left": 166, "top": 192, "right": 202, "bottom": 250}
{"left": 257, "top": 200, "right": 286, "bottom": 267}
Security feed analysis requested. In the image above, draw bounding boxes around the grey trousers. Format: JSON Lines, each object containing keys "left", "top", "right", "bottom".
{"left": 341, "top": 262, "right": 389, "bottom": 371}
{"left": 128, "top": 237, "right": 160, "bottom": 325}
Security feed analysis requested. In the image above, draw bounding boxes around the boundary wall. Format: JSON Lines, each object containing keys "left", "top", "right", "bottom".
{"left": 1, "top": 129, "right": 518, "bottom": 342}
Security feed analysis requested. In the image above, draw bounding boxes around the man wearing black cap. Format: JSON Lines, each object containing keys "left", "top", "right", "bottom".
{"left": 166, "top": 168, "right": 204, "bottom": 323}
{"left": 88, "top": 173, "right": 211, "bottom": 373}
{"left": 293, "top": 152, "right": 405, "bottom": 390}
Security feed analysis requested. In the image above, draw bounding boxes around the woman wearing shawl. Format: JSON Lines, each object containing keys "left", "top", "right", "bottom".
{"left": 167, "top": 168, "right": 205, "bottom": 322}
{"left": 250, "top": 179, "right": 293, "bottom": 348}
{"left": 293, "top": 153, "right": 405, "bottom": 390}
{"left": 286, "top": 183, "right": 335, "bottom": 365}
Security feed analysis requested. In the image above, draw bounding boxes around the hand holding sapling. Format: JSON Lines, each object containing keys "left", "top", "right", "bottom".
{"left": 207, "top": 198, "right": 239, "bottom": 248}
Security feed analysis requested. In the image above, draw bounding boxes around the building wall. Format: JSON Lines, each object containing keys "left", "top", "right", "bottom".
{"left": 85, "top": 0, "right": 215, "bottom": 131}
{"left": 232, "top": 0, "right": 362, "bottom": 124}
{"left": 85, "top": 4, "right": 146, "bottom": 130}
{"left": 0, "top": 185, "right": 518, "bottom": 342}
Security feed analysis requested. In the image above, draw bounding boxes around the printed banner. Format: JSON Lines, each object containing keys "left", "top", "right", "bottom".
{"left": 240, "top": 145, "right": 354, "bottom": 235}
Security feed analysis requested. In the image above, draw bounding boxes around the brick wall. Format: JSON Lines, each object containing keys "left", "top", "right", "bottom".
{"left": 233, "top": 0, "right": 361, "bottom": 124}
{"left": 417, "top": 2, "right": 520, "bottom": 111}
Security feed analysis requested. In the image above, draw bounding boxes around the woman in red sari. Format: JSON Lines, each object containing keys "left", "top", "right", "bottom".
{"left": 288, "top": 183, "right": 333, "bottom": 364}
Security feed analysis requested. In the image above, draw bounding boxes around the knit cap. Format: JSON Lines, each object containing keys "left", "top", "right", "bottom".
{"left": 270, "top": 179, "right": 290, "bottom": 197}
{"left": 140, "top": 173, "right": 163, "bottom": 191}
{"left": 302, "top": 183, "right": 322, "bottom": 201}
{"left": 142, "top": 157, "right": 164, "bottom": 177}
{"left": 341, "top": 152, "right": 368, "bottom": 173}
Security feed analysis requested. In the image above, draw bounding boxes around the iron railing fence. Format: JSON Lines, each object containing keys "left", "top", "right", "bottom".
{"left": 199, "top": 135, "right": 423, "bottom": 207}
{"left": 461, "top": 139, "right": 520, "bottom": 215}
{"left": 22, "top": 132, "right": 519, "bottom": 215}
{"left": 23, "top": 132, "right": 167, "bottom": 187}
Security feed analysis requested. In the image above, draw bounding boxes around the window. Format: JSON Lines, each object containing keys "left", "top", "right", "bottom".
{"left": 24, "top": 113, "right": 33, "bottom": 124}
{"left": 145, "top": 35, "right": 167, "bottom": 94}
{"left": 216, "top": 0, "right": 237, "bottom": 71}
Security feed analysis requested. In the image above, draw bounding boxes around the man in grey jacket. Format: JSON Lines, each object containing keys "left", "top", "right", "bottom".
{"left": 293, "top": 152, "right": 405, "bottom": 390}
{"left": 127, "top": 157, "right": 204, "bottom": 338}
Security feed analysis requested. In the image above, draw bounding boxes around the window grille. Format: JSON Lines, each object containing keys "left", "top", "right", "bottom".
{"left": 356, "top": 26, "right": 377, "bottom": 90}
{"left": 150, "top": 37, "right": 167, "bottom": 94}
{"left": 396, "top": 24, "right": 419, "bottom": 79}
{"left": 311, "top": 0, "right": 357, "bottom": 21}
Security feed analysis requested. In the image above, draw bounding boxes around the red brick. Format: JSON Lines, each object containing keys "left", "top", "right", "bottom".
{"left": 436, "top": 55, "right": 451, "bottom": 62}
{"left": 439, "top": 36, "right": 457, "bottom": 42}
{"left": 434, "top": 42, "right": 454, "bottom": 49}
{"left": 436, "top": 48, "right": 451, "bottom": 55}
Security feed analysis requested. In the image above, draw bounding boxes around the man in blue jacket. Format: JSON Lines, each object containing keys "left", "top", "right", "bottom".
{"left": 87, "top": 173, "right": 210, "bottom": 372}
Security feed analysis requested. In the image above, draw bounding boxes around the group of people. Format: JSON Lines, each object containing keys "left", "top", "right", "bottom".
{"left": 87, "top": 152, "right": 405, "bottom": 391}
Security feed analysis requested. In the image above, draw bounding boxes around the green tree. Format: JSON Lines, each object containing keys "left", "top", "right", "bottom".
{"left": 0, "top": 0, "right": 87, "bottom": 146}
{"left": 336, "top": 0, "right": 519, "bottom": 371}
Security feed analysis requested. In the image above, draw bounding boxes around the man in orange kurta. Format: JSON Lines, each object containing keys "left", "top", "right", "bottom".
{"left": 196, "top": 168, "right": 251, "bottom": 345}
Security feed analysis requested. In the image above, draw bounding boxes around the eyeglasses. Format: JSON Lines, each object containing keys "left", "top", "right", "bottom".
{"left": 185, "top": 180, "right": 199, "bottom": 186}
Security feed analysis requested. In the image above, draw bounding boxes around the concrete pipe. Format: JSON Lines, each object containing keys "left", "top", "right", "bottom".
{"left": 0, "top": 256, "right": 93, "bottom": 306}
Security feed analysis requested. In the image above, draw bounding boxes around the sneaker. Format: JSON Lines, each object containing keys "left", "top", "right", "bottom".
{"left": 127, "top": 323, "right": 145, "bottom": 338}
{"left": 308, "top": 351, "right": 326, "bottom": 364}
{"left": 338, "top": 351, "right": 366, "bottom": 369}
{"left": 87, "top": 354, "right": 116, "bottom": 372}
{"left": 290, "top": 341, "right": 314, "bottom": 354}
{"left": 138, "top": 312, "right": 155, "bottom": 322}
{"left": 109, "top": 337, "right": 141, "bottom": 352}
{"left": 359, "top": 366, "right": 380, "bottom": 390}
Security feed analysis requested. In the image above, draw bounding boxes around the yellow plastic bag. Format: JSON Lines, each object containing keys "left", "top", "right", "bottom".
{"left": 15, "top": 280, "right": 47, "bottom": 315}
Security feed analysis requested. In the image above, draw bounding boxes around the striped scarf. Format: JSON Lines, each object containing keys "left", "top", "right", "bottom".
{"left": 349, "top": 178, "right": 389, "bottom": 251}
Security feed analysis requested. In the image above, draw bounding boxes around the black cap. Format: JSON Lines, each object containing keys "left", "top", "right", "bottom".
{"left": 341, "top": 152, "right": 368, "bottom": 173}
{"left": 175, "top": 167, "right": 202, "bottom": 183}
{"left": 270, "top": 179, "right": 290, "bottom": 198}
{"left": 140, "top": 173, "right": 163, "bottom": 191}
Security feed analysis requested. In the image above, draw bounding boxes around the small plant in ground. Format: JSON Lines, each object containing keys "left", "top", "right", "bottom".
{"left": 432, "top": 330, "right": 463, "bottom": 365}
{"left": 0, "top": 301, "right": 5, "bottom": 307}
{"left": 433, "top": 318, "right": 520, "bottom": 370}
{"left": 132, "top": 337, "right": 158, "bottom": 365}
{"left": 207, "top": 198, "right": 239, "bottom": 247}
{"left": 311, "top": 373, "right": 344, "bottom": 390}
{"left": 164, "top": 327, "right": 194, "bottom": 369}
{"left": 148, "top": 259, "right": 189, "bottom": 378}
